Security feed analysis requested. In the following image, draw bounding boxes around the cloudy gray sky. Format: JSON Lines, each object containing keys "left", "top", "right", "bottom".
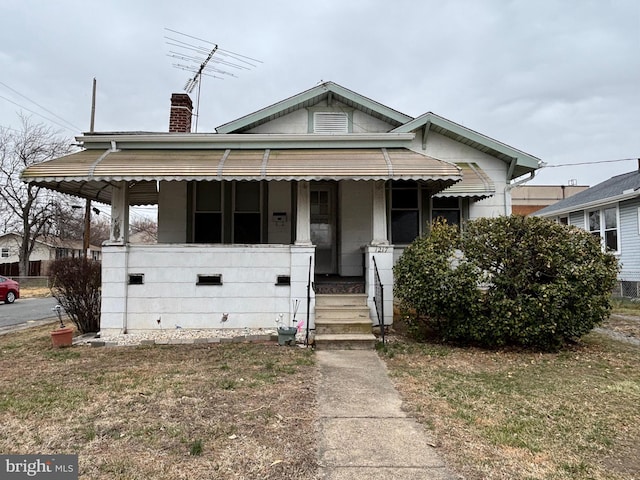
{"left": 1, "top": 0, "right": 638, "bottom": 187}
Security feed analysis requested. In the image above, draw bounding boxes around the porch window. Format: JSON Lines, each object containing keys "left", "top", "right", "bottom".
{"left": 587, "top": 206, "right": 619, "bottom": 252}
{"left": 192, "top": 181, "right": 265, "bottom": 244}
{"left": 233, "top": 182, "right": 261, "bottom": 243}
{"left": 194, "top": 181, "right": 222, "bottom": 243}
{"left": 390, "top": 181, "right": 420, "bottom": 244}
{"left": 432, "top": 197, "right": 461, "bottom": 227}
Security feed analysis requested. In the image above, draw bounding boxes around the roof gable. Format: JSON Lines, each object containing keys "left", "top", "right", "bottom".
{"left": 392, "top": 112, "right": 541, "bottom": 180}
{"left": 216, "top": 82, "right": 413, "bottom": 134}
{"left": 537, "top": 169, "right": 640, "bottom": 216}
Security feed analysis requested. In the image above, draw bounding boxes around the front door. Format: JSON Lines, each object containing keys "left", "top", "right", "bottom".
{"left": 310, "top": 183, "right": 337, "bottom": 274}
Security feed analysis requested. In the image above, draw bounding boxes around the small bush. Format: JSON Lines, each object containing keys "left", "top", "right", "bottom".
{"left": 49, "top": 257, "right": 101, "bottom": 334}
{"left": 394, "top": 216, "right": 620, "bottom": 351}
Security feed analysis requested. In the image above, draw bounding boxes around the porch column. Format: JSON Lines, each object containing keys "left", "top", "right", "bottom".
{"left": 295, "top": 181, "right": 312, "bottom": 245}
{"left": 110, "top": 181, "right": 130, "bottom": 244}
{"left": 372, "top": 180, "right": 389, "bottom": 245}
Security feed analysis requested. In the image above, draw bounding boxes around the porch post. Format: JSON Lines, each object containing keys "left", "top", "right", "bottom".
{"left": 295, "top": 181, "right": 312, "bottom": 245}
{"left": 110, "top": 181, "right": 130, "bottom": 244}
{"left": 372, "top": 180, "right": 389, "bottom": 245}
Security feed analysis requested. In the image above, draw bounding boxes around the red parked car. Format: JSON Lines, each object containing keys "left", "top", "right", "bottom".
{"left": 0, "top": 276, "right": 20, "bottom": 304}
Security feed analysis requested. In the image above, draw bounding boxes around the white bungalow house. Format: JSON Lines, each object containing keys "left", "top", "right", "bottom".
{"left": 21, "top": 82, "right": 540, "bottom": 344}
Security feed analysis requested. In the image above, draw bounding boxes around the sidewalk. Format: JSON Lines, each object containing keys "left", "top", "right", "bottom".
{"left": 316, "top": 350, "right": 460, "bottom": 480}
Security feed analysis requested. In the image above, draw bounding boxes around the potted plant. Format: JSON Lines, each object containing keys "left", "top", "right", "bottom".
{"left": 276, "top": 300, "right": 300, "bottom": 346}
{"left": 50, "top": 304, "right": 73, "bottom": 348}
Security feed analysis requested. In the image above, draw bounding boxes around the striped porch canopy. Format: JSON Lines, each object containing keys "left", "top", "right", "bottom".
{"left": 434, "top": 162, "right": 496, "bottom": 199}
{"left": 21, "top": 147, "right": 463, "bottom": 205}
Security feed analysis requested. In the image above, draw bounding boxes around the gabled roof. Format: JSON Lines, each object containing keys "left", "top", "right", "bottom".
{"left": 392, "top": 112, "right": 541, "bottom": 180}
{"left": 536, "top": 169, "right": 640, "bottom": 217}
{"left": 216, "top": 81, "right": 413, "bottom": 134}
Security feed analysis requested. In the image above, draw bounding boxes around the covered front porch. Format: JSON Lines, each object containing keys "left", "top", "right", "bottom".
{"left": 21, "top": 138, "right": 462, "bottom": 334}
{"left": 100, "top": 178, "right": 407, "bottom": 335}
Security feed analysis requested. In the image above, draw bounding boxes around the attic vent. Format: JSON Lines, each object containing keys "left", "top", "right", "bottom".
{"left": 314, "top": 112, "right": 348, "bottom": 133}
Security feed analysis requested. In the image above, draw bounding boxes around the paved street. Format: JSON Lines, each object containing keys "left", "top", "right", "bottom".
{"left": 0, "top": 297, "right": 61, "bottom": 330}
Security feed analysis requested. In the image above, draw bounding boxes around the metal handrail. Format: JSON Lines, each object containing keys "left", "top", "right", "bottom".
{"left": 305, "top": 255, "right": 313, "bottom": 347}
{"left": 372, "top": 256, "right": 385, "bottom": 345}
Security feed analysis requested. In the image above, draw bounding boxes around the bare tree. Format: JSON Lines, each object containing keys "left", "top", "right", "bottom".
{"left": 0, "top": 116, "right": 72, "bottom": 275}
{"left": 130, "top": 217, "right": 158, "bottom": 243}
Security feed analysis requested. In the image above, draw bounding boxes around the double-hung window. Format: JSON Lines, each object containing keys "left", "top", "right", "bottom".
{"left": 233, "top": 182, "right": 261, "bottom": 244}
{"left": 194, "top": 181, "right": 223, "bottom": 243}
{"left": 587, "top": 205, "right": 619, "bottom": 252}
{"left": 390, "top": 181, "right": 420, "bottom": 244}
{"left": 193, "top": 181, "right": 263, "bottom": 244}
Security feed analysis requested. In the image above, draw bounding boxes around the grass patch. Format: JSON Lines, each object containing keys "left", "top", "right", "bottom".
{"left": 0, "top": 325, "right": 317, "bottom": 479}
{"left": 381, "top": 333, "right": 640, "bottom": 479}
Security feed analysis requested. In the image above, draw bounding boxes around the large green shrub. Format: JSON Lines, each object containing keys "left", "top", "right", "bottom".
{"left": 394, "top": 215, "right": 619, "bottom": 351}
{"left": 394, "top": 220, "right": 482, "bottom": 337}
{"left": 49, "top": 257, "right": 101, "bottom": 334}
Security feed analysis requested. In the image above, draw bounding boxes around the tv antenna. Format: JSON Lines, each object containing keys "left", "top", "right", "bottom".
{"left": 165, "top": 28, "right": 262, "bottom": 131}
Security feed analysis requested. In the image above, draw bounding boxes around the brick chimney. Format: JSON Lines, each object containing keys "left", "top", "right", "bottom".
{"left": 169, "top": 93, "right": 193, "bottom": 133}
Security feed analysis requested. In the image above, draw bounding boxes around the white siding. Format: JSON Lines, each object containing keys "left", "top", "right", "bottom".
{"left": 100, "top": 244, "right": 316, "bottom": 333}
{"left": 267, "top": 181, "right": 292, "bottom": 244}
{"left": 340, "top": 181, "right": 372, "bottom": 276}
{"left": 158, "top": 181, "right": 187, "bottom": 243}
{"left": 569, "top": 211, "right": 584, "bottom": 227}
{"left": 415, "top": 131, "right": 509, "bottom": 218}
{"left": 619, "top": 199, "right": 640, "bottom": 281}
{"left": 352, "top": 110, "right": 394, "bottom": 133}
{"left": 247, "top": 109, "right": 309, "bottom": 134}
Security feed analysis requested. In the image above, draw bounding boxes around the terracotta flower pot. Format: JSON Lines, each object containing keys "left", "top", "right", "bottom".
{"left": 51, "top": 327, "right": 74, "bottom": 348}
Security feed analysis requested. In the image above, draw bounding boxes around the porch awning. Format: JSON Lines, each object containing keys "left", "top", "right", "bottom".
{"left": 21, "top": 148, "right": 462, "bottom": 205}
{"left": 434, "top": 162, "right": 495, "bottom": 199}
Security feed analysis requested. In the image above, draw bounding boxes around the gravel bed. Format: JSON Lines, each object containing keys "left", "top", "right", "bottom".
{"left": 76, "top": 327, "right": 282, "bottom": 347}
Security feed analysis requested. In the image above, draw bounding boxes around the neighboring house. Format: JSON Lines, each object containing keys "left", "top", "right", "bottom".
{"left": 536, "top": 164, "right": 640, "bottom": 297}
{"left": 21, "top": 82, "right": 540, "bottom": 333}
{"left": 0, "top": 233, "right": 101, "bottom": 277}
{"left": 511, "top": 184, "right": 588, "bottom": 215}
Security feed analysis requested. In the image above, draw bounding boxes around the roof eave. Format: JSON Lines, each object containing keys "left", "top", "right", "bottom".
{"left": 392, "top": 112, "right": 541, "bottom": 178}
{"left": 535, "top": 191, "right": 640, "bottom": 217}
{"left": 215, "top": 82, "right": 413, "bottom": 134}
{"left": 76, "top": 132, "right": 416, "bottom": 150}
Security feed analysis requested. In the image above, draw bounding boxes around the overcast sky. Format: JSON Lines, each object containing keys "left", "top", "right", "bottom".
{"left": 1, "top": 0, "right": 638, "bottom": 187}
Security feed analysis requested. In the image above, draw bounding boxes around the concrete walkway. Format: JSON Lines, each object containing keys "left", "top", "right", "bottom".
{"left": 316, "top": 350, "right": 460, "bottom": 479}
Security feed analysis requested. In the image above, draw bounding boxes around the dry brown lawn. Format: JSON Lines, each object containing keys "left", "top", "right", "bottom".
{"left": 381, "top": 331, "right": 640, "bottom": 480}
{"left": 0, "top": 325, "right": 318, "bottom": 479}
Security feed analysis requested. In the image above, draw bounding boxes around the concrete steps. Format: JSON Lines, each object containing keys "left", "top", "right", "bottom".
{"left": 314, "top": 294, "right": 377, "bottom": 350}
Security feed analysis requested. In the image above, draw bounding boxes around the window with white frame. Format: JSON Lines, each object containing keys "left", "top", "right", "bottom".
{"left": 558, "top": 216, "right": 569, "bottom": 225}
{"left": 587, "top": 206, "right": 619, "bottom": 252}
{"left": 1, "top": 248, "right": 8, "bottom": 258}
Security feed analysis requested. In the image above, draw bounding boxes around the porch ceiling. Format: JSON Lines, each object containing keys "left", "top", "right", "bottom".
{"left": 21, "top": 148, "right": 462, "bottom": 205}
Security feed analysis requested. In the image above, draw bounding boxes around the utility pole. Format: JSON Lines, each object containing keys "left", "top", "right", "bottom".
{"left": 83, "top": 78, "right": 97, "bottom": 258}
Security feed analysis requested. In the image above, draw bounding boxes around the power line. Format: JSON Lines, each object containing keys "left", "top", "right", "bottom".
{"left": 0, "top": 94, "right": 77, "bottom": 133}
{"left": 0, "top": 81, "right": 81, "bottom": 131}
{"left": 542, "top": 158, "right": 638, "bottom": 168}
